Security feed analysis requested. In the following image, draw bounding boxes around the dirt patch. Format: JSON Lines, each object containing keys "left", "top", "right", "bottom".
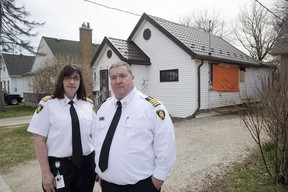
{"left": 1, "top": 114, "right": 256, "bottom": 192}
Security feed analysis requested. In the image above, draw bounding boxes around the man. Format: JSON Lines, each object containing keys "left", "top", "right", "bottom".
{"left": 94, "top": 61, "right": 176, "bottom": 192}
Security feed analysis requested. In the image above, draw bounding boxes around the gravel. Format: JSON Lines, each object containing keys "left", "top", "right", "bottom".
{"left": 1, "top": 112, "right": 256, "bottom": 192}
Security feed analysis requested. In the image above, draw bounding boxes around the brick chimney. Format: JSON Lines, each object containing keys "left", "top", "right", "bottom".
{"left": 79, "top": 22, "right": 93, "bottom": 68}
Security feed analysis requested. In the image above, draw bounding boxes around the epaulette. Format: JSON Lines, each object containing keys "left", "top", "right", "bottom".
{"left": 41, "top": 95, "right": 52, "bottom": 102}
{"left": 145, "top": 96, "right": 161, "bottom": 107}
{"left": 84, "top": 97, "right": 93, "bottom": 104}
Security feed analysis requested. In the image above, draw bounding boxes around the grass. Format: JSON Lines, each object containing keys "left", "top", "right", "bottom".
{"left": 0, "top": 124, "right": 35, "bottom": 171}
{"left": 200, "top": 148, "right": 288, "bottom": 192}
{"left": 1, "top": 108, "right": 288, "bottom": 191}
{"left": 0, "top": 105, "right": 35, "bottom": 118}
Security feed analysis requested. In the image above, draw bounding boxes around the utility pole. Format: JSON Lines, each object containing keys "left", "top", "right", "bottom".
{"left": 0, "top": 1, "right": 7, "bottom": 111}
{"left": 0, "top": 53, "right": 7, "bottom": 111}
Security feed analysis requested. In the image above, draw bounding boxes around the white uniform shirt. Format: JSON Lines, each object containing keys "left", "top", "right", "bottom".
{"left": 27, "top": 95, "right": 96, "bottom": 157}
{"left": 94, "top": 88, "right": 176, "bottom": 185}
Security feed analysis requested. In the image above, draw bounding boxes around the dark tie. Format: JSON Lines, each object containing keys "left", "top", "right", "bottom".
{"left": 99, "top": 100, "right": 122, "bottom": 172}
{"left": 68, "top": 101, "right": 83, "bottom": 167}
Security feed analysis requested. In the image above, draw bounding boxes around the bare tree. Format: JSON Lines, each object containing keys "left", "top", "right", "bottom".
{"left": 233, "top": 1, "right": 277, "bottom": 61}
{"left": 240, "top": 71, "right": 288, "bottom": 185}
{"left": 0, "top": 0, "right": 44, "bottom": 111}
{"left": 179, "top": 9, "right": 230, "bottom": 40}
{"left": 30, "top": 55, "right": 93, "bottom": 98}
{"left": 0, "top": 0, "right": 44, "bottom": 53}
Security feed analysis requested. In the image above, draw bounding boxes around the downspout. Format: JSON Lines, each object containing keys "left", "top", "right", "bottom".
{"left": 187, "top": 59, "right": 204, "bottom": 118}
{"left": 187, "top": 20, "right": 212, "bottom": 118}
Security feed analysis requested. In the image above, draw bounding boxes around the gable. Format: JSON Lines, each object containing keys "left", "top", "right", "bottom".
{"left": 91, "top": 37, "right": 150, "bottom": 66}
{"left": 128, "top": 13, "right": 263, "bottom": 68}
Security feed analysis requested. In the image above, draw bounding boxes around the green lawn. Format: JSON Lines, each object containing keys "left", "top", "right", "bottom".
{"left": 0, "top": 124, "right": 35, "bottom": 170}
{"left": 0, "top": 105, "right": 35, "bottom": 119}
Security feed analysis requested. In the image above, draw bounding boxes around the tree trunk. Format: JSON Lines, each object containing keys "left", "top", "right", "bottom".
{"left": 0, "top": 82, "right": 7, "bottom": 112}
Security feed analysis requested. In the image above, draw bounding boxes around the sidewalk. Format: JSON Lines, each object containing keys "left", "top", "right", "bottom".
{"left": 0, "top": 115, "right": 32, "bottom": 127}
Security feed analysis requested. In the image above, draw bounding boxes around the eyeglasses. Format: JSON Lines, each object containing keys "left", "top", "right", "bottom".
{"left": 63, "top": 76, "right": 81, "bottom": 81}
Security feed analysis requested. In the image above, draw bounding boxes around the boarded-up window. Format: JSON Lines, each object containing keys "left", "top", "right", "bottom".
{"left": 212, "top": 64, "right": 239, "bottom": 92}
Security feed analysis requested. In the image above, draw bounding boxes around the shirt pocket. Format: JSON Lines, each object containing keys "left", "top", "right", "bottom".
{"left": 123, "top": 118, "right": 150, "bottom": 147}
{"left": 49, "top": 115, "right": 70, "bottom": 136}
{"left": 80, "top": 112, "right": 93, "bottom": 135}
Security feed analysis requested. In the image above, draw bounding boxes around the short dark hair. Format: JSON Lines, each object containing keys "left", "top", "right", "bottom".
{"left": 53, "top": 64, "right": 87, "bottom": 99}
{"left": 109, "top": 61, "right": 133, "bottom": 76}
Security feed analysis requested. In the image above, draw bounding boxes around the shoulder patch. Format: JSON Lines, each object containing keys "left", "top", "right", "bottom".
{"left": 36, "top": 104, "right": 44, "bottom": 114}
{"left": 41, "top": 95, "right": 52, "bottom": 102}
{"left": 84, "top": 97, "right": 94, "bottom": 104}
{"left": 156, "top": 109, "right": 166, "bottom": 120}
{"left": 145, "top": 96, "right": 161, "bottom": 107}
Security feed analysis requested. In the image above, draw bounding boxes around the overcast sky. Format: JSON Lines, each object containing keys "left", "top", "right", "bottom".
{"left": 20, "top": 0, "right": 273, "bottom": 53}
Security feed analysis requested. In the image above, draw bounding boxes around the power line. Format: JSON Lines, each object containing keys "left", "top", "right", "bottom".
{"left": 254, "top": 0, "right": 285, "bottom": 22}
{"left": 83, "top": 0, "right": 141, "bottom": 16}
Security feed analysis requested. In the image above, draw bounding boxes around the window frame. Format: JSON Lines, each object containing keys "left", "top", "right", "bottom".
{"left": 160, "top": 69, "right": 179, "bottom": 82}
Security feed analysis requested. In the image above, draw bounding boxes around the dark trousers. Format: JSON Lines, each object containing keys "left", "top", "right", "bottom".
{"left": 43, "top": 151, "right": 96, "bottom": 192}
{"left": 101, "top": 176, "right": 161, "bottom": 192}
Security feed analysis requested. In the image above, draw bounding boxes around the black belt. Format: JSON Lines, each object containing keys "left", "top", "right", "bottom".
{"left": 48, "top": 151, "right": 94, "bottom": 161}
{"left": 48, "top": 156, "right": 71, "bottom": 161}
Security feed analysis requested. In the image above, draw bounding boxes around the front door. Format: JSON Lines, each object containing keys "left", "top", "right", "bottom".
{"left": 100, "top": 69, "right": 109, "bottom": 103}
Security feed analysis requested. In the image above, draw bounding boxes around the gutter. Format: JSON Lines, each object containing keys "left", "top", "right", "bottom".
{"left": 186, "top": 59, "right": 204, "bottom": 119}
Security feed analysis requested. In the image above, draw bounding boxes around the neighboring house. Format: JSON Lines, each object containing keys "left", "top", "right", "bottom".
{"left": 270, "top": 21, "right": 288, "bottom": 72}
{"left": 1, "top": 53, "right": 34, "bottom": 97}
{"left": 24, "top": 22, "right": 99, "bottom": 106}
{"left": 91, "top": 13, "right": 272, "bottom": 118}
{"left": 32, "top": 22, "right": 99, "bottom": 72}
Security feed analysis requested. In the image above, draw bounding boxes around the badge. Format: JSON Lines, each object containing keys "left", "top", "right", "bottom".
{"left": 36, "top": 104, "right": 44, "bottom": 114}
{"left": 99, "top": 117, "right": 105, "bottom": 121}
{"left": 55, "top": 174, "right": 65, "bottom": 189}
{"left": 156, "top": 109, "right": 165, "bottom": 120}
{"left": 55, "top": 161, "right": 60, "bottom": 168}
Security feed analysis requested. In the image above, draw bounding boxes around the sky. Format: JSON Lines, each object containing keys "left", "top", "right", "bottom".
{"left": 19, "top": 0, "right": 274, "bottom": 54}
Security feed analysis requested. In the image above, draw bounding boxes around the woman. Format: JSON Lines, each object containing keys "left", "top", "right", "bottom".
{"left": 27, "top": 64, "right": 96, "bottom": 192}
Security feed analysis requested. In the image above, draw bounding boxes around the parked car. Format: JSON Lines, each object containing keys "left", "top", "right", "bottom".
{"left": 3, "top": 90, "right": 23, "bottom": 105}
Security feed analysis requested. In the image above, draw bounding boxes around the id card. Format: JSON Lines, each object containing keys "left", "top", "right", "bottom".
{"left": 55, "top": 174, "right": 65, "bottom": 189}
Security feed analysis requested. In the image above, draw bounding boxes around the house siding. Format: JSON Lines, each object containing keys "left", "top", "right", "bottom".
{"left": 131, "top": 21, "right": 198, "bottom": 118}
{"left": 32, "top": 38, "right": 54, "bottom": 72}
{"left": 200, "top": 66, "right": 266, "bottom": 109}
{"left": 92, "top": 44, "right": 149, "bottom": 97}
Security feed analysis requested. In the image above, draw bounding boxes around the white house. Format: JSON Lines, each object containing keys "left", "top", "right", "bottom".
{"left": 1, "top": 53, "right": 34, "bottom": 97}
{"left": 91, "top": 13, "right": 272, "bottom": 118}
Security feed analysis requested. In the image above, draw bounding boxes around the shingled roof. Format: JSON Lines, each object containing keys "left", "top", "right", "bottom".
{"left": 91, "top": 37, "right": 150, "bottom": 65}
{"left": 128, "top": 13, "right": 262, "bottom": 67}
{"left": 2, "top": 53, "right": 35, "bottom": 76}
{"left": 270, "top": 21, "right": 288, "bottom": 55}
{"left": 43, "top": 36, "right": 99, "bottom": 56}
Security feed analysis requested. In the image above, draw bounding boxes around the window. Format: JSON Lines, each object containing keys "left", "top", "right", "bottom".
{"left": 160, "top": 69, "right": 179, "bottom": 82}
{"left": 212, "top": 64, "right": 239, "bottom": 92}
{"left": 239, "top": 66, "right": 245, "bottom": 82}
{"left": 143, "top": 28, "right": 151, "bottom": 40}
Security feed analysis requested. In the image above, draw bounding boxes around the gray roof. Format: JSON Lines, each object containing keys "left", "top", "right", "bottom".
{"left": 2, "top": 53, "right": 35, "bottom": 76}
{"left": 128, "top": 13, "right": 262, "bottom": 67}
{"left": 43, "top": 36, "right": 99, "bottom": 57}
{"left": 91, "top": 37, "right": 150, "bottom": 65}
{"left": 270, "top": 22, "right": 288, "bottom": 55}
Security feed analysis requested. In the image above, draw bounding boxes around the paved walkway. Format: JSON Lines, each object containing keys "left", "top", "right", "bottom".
{"left": 0, "top": 115, "right": 32, "bottom": 127}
